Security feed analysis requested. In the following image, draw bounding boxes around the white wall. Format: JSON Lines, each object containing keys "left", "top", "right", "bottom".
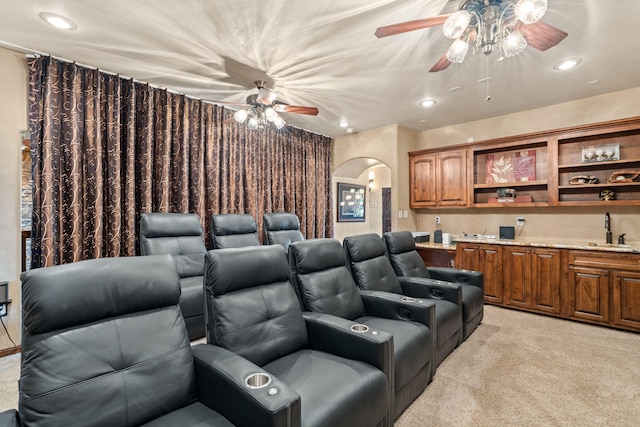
{"left": 0, "top": 47, "right": 27, "bottom": 351}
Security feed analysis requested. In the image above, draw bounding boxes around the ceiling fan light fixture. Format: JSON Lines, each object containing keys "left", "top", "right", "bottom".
{"left": 446, "top": 38, "right": 469, "bottom": 63}
{"left": 247, "top": 117, "right": 259, "bottom": 130}
{"left": 234, "top": 109, "right": 249, "bottom": 123}
{"left": 264, "top": 107, "right": 278, "bottom": 122}
{"left": 273, "top": 116, "right": 287, "bottom": 129}
{"left": 502, "top": 31, "right": 527, "bottom": 57}
{"left": 514, "top": 0, "right": 548, "bottom": 25}
{"left": 443, "top": 10, "right": 471, "bottom": 39}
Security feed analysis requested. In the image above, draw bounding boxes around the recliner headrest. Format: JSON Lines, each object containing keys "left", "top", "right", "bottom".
{"left": 210, "top": 214, "right": 257, "bottom": 235}
{"left": 383, "top": 231, "right": 416, "bottom": 254}
{"left": 21, "top": 255, "right": 180, "bottom": 335}
{"left": 343, "top": 233, "right": 386, "bottom": 262}
{"left": 263, "top": 212, "right": 300, "bottom": 231}
{"left": 289, "top": 238, "right": 344, "bottom": 274}
{"left": 205, "top": 245, "right": 290, "bottom": 295}
{"left": 140, "top": 212, "right": 203, "bottom": 238}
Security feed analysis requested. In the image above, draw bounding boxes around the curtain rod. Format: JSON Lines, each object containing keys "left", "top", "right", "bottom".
{"left": 17, "top": 45, "right": 331, "bottom": 139}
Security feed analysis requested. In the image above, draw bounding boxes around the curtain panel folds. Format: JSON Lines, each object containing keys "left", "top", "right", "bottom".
{"left": 28, "top": 56, "right": 333, "bottom": 268}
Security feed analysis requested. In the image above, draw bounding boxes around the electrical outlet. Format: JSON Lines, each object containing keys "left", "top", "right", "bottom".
{"left": 0, "top": 304, "right": 6, "bottom": 317}
{"left": 435, "top": 216, "right": 441, "bottom": 225}
{"left": 516, "top": 217, "right": 525, "bottom": 226}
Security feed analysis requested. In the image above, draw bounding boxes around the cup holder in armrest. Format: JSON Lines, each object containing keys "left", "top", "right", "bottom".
{"left": 245, "top": 372, "right": 272, "bottom": 389}
{"left": 401, "top": 296, "right": 416, "bottom": 302}
{"left": 350, "top": 324, "right": 370, "bottom": 333}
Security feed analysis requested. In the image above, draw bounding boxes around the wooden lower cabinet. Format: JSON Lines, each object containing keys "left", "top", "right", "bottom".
{"left": 504, "top": 247, "right": 561, "bottom": 314}
{"left": 416, "top": 247, "right": 456, "bottom": 268}
{"left": 567, "top": 266, "right": 610, "bottom": 324}
{"left": 456, "top": 243, "right": 503, "bottom": 304}
{"left": 612, "top": 270, "right": 640, "bottom": 330}
{"left": 456, "top": 243, "right": 640, "bottom": 333}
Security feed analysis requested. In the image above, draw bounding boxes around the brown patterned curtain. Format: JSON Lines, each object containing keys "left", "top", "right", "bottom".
{"left": 28, "top": 56, "right": 332, "bottom": 268}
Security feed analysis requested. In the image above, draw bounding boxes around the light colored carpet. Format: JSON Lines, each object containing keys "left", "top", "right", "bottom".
{"left": 1, "top": 306, "right": 639, "bottom": 426}
{"left": 396, "top": 305, "right": 640, "bottom": 427}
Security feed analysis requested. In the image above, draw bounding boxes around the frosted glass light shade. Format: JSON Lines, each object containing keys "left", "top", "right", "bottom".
{"left": 273, "top": 116, "right": 286, "bottom": 129}
{"left": 247, "top": 117, "right": 259, "bottom": 130}
{"left": 234, "top": 109, "right": 248, "bottom": 123}
{"left": 264, "top": 107, "right": 278, "bottom": 122}
{"left": 443, "top": 10, "right": 471, "bottom": 39}
{"left": 514, "top": 0, "right": 547, "bottom": 24}
{"left": 502, "top": 31, "right": 527, "bottom": 57}
{"left": 446, "top": 39, "right": 469, "bottom": 63}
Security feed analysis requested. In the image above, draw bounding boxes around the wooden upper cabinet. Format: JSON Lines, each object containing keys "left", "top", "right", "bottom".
{"left": 409, "top": 150, "right": 467, "bottom": 208}
{"left": 437, "top": 150, "right": 467, "bottom": 206}
{"left": 410, "top": 154, "right": 436, "bottom": 207}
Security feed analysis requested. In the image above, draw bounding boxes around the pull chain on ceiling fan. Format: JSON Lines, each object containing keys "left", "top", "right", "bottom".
{"left": 375, "top": 0, "right": 567, "bottom": 72}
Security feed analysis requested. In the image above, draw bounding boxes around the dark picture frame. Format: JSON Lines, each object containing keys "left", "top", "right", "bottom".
{"left": 337, "top": 182, "right": 366, "bottom": 222}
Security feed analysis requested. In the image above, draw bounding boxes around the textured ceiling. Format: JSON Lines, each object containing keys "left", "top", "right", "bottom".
{"left": 1, "top": 0, "right": 639, "bottom": 137}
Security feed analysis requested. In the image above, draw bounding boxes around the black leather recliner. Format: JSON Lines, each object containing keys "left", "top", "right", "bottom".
{"left": 204, "top": 245, "right": 393, "bottom": 427}
{"left": 289, "top": 238, "right": 435, "bottom": 419}
{"left": 383, "top": 231, "right": 485, "bottom": 341}
{"left": 262, "top": 212, "right": 304, "bottom": 253}
{"left": 140, "top": 212, "right": 206, "bottom": 340}
{"left": 210, "top": 213, "right": 261, "bottom": 248}
{"left": 343, "top": 233, "right": 463, "bottom": 368}
{"left": 0, "top": 255, "right": 299, "bottom": 427}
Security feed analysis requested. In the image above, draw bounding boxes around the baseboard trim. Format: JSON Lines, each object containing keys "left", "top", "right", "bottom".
{"left": 0, "top": 345, "right": 21, "bottom": 358}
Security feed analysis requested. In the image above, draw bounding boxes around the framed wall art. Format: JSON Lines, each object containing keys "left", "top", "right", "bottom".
{"left": 337, "top": 182, "right": 366, "bottom": 222}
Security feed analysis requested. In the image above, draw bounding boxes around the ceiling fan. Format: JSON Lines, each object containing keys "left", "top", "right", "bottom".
{"left": 213, "top": 81, "right": 319, "bottom": 130}
{"left": 375, "top": 0, "right": 568, "bottom": 72}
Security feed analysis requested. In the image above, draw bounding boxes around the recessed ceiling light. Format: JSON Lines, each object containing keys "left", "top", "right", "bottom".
{"left": 346, "top": 128, "right": 354, "bottom": 133}
{"left": 419, "top": 99, "right": 437, "bottom": 108}
{"left": 554, "top": 58, "right": 581, "bottom": 71}
{"left": 338, "top": 121, "right": 350, "bottom": 128}
{"left": 40, "top": 12, "right": 77, "bottom": 30}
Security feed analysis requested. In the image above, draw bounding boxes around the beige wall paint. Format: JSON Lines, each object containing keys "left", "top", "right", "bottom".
{"left": 0, "top": 47, "right": 27, "bottom": 351}
{"left": 332, "top": 86, "right": 640, "bottom": 247}
{"left": 332, "top": 124, "right": 418, "bottom": 239}
{"left": 417, "top": 86, "right": 640, "bottom": 150}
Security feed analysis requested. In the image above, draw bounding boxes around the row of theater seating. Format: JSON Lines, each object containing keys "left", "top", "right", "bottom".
{"left": 1, "top": 213, "right": 484, "bottom": 427}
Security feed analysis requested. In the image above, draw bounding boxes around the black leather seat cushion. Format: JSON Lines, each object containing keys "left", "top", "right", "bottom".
{"left": 264, "top": 349, "right": 388, "bottom": 427}
{"left": 141, "top": 402, "right": 234, "bottom": 427}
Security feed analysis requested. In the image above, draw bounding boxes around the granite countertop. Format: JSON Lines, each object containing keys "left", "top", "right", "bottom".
{"left": 416, "top": 237, "right": 640, "bottom": 254}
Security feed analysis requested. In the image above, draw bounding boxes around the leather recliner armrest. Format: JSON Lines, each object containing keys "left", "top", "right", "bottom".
{"left": 426, "top": 267, "right": 484, "bottom": 291}
{"left": 397, "top": 276, "right": 463, "bottom": 306}
{"left": 359, "top": 289, "right": 436, "bottom": 331}
{"left": 192, "top": 344, "right": 301, "bottom": 427}
{"left": 302, "top": 312, "right": 394, "bottom": 380}
{"left": 0, "top": 410, "right": 20, "bottom": 427}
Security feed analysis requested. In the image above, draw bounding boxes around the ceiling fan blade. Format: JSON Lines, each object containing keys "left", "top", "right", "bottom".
{"left": 274, "top": 105, "right": 319, "bottom": 116}
{"left": 429, "top": 51, "right": 452, "bottom": 73}
{"left": 517, "top": 20, "right": 568, "bottom": 51}
{"left": 375, "top": 14, "right": 451, "bottom": 38}
{"left": 256, "top": 87, "right": 277, "bottom": 104}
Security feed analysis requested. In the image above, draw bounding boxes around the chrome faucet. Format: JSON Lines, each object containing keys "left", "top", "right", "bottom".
{"left": 605, "top": 212, "right": 612, "bottom": 244}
